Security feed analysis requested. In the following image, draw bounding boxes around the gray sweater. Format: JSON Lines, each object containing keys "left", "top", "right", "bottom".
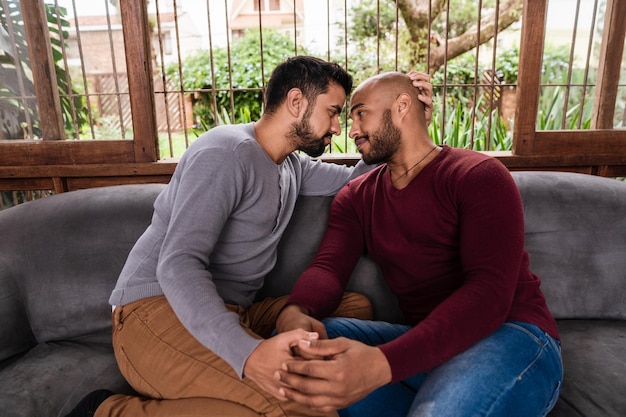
{"left": 110, "top": 123, "right": 371, "bottom": 377}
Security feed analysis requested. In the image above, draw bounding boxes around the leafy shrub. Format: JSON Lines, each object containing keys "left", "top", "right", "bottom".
{"left": 166, "top": 29, "right": 307, "bottom": 130}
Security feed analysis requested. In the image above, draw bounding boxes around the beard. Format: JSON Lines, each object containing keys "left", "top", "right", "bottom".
{"left": 289, "top": 109, "right": 329, "bottom": 158}
{"left": 361, "top": 109, "right": 402, "bottom": 165}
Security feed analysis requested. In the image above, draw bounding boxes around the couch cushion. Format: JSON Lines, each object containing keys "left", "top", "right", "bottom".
{"left": 259, "top": 195, "right": 335, "bottom": 299}
{"left": 512, "top": 172, "right": 626, "bottom": 320}
{"left": 0, "top": 335, "right": 134, "bottom": 417}
{"left": 259, "top": 195, "right": 405, "bottom": 323}
{"left": 548, "top": 319, "right": 626, "bottom": 417}
{"left": 0, "top": 263, "right": 36, "bottom": 366}
{"left": 0, "top": 184, "right": 164, "bottom": 344}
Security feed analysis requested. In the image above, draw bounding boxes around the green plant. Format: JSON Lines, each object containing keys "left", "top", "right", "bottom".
{"left": 343, "top": 0, "right": 523, "bottom": 73}
{"left": 432, "top": 53, "right": 478, "bottom": 86}
{"left": 167, "top": 29, "right": 306, "bottom": 131}
{"left": 536, "top": 67, "right": 594, "bottom": 131}
{"left": 537, "top": 87, "right": 593, "bottom": 130}
{"left": 428, "top": 95, "right": 513, "bottom": 151}
{"left": 495, "top": 46, "right": 519, "bottom": 85}
{"left": 541, "top": 44, "right": 572, "bottom": 85}
{"left": 328, "top": 128, "right": 358, "bottom": 154}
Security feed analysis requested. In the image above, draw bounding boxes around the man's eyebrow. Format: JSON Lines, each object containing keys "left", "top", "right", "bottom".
{"left": 349, "top": 102, "right": 364, "bottom": 114}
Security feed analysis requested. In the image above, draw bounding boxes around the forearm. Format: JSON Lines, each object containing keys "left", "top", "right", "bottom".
{"left": 158, "top": 259, "right": 262, "bottom": 377}
{"left": 298, "top": 155, "right": 376, "bottom": 197}
{"left": 286, "top": 266, "right": 346, "bottom": 319}
{"left": 287, "top": 187, "right": 365, "bottom": 317}
{"left": 380, "top": 280, "right": 514, "bottom": 381}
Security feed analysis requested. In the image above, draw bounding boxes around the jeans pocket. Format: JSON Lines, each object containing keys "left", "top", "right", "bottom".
{"left": 504, "top": 322, "right": 545, "bottom": 346}
{"left": 543, "top": 380, "right": 562, "bottom": 416}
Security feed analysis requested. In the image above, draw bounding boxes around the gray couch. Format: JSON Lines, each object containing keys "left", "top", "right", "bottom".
{"left": 1, "top": 171, "right": 625, "bottom": 417}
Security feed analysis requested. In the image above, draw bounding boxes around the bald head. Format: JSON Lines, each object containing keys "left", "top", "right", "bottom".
{"left": 352, "top": 72, "right": 426, "bottom": 124}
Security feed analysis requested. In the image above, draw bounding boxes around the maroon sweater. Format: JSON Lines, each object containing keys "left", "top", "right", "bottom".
{"left": 287, "top": 146, "right": 560, "bottom": 382}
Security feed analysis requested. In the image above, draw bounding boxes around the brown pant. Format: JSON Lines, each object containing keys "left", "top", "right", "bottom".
{"left": 96, "top": 293, "right": 372, "bottom": 417}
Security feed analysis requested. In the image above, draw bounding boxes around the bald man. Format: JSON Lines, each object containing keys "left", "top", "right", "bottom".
{"left": 274, "top": 72, "right": 563, "bottom": 417}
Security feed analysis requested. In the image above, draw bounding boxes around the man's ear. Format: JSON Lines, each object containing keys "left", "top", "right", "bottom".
{"left": 395, "top": 93, "right": 412, "bottom": 120}
{"left": 286, "top": 88, "right": 307, "bottom": 118}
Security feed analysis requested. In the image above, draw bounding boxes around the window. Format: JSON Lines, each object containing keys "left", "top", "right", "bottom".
{"left": 1, "top": 0, "right": 625, "bottom": 199}
{"left": 253, "top": 0, "right": 281, "bottom": 12}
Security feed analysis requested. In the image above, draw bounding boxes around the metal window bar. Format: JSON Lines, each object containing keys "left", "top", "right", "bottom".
{"left": 440, "top": 0, "right": 451, "bottom": 147}
{"left": 154, "top": 0, "right": 175, "bottom": 157}
{"left": 225, "top": 1, "right": 236, "bottom": 124}
{"left": 50, "top": 0, "right": 79, "bottom": 139}
{"left": 578, "top": 0, "right": 600, "bottom": 130}
{"left": 561, "top": 0, "right": 581, "bottom": 130}
{"left": 206, "top": 0, "right": 220, "bottom": 133}
{"left": 67, "top": 0, "right": 96, "bottom": 139}
{"left": 103, "top": 0, "right": 127, "bottom": 139}
{"left": 172, "top": 0, "right": 190, "bottom": 149}
{"left": 486, "top": 0, "right": 501, "bottom": 151}
{"left": 468, "top": 1, "right": 483, "bottom": 151}
{"left": 1, "top": 0, "right": 35, "bottom": 139}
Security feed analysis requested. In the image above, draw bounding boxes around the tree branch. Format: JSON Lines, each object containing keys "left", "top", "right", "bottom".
{"left": 429, "top": 0, "right": 523, "bottom": 72}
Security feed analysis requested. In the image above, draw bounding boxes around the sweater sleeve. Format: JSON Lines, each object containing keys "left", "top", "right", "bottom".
{"left": 297, "top": 155, "right": 375, "bottom": 196}
{"left": 287, "top": 184, "right": 365, "bottom": 317}
{"left": 156, "top": 148, "right": 261, "bottom": 378}
{"left": 380, "top": 160, "right": 526, "bottom": 381}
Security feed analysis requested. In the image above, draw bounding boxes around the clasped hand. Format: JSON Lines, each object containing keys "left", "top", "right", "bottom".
{"left": 269, "top": 305, "right": 392, "bottom": 412}
{"left": 274, "top": 337, "right": 392, "bottom": 412}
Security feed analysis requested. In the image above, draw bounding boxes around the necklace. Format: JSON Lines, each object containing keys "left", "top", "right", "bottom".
{"left": 390, "top": 145, "right": 439, "bottom": 184}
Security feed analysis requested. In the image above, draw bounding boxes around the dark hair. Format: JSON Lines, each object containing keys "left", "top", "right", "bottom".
{"left": 263, "top": 56, "right": 353, "bottom": 115}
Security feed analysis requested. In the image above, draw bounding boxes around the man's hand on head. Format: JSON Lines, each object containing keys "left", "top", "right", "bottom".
{"left": 408, "top": 70, "right": 433, "bottom": 126}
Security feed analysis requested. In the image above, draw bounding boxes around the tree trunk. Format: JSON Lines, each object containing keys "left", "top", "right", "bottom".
{"left": 396, "top": 0, "right": 523, "bottom": 74}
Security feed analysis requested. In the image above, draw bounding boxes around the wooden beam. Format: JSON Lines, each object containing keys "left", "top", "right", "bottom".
{"left": 0, "top": 161, "right": 177, "bottom": 179}
{"left": 3, "top": 154, "right": 626, "bottom": 194}
{"left": 0, "top": 140, "right": 138, "bottom": 165}
{"left": 512, "top": 0, "right": 546, "bottom": 156}
{"left": 0, "top": 177, "right": 54, "bottom": 191}
{"left": 533, "top": 130, "right": 626, "bottom": 158}
{"left": 20, "top": 0, "right": 65, "bottom": 140}
{"left": 119, "top": 0, "right": 158, "bottom": 162}
{"left": 66, "top": 176, "right": 171, "bottom": 191}
{"left": 51, "top": 176, "right": 66, "bottom": 193}
{"left": 598, "top": 165, "right": 626, "bottom": 177}
{"left": 591, "top": 0, "right": 626, "bottom": 129}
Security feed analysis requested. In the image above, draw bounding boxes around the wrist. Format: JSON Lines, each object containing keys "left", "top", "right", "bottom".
{"left": 277, "top": 303, "right": 309, "bottom": 324}
{"left": 276, "top": 303, "right": 310, "bottom": 334}
{"left": 282, "top": 303, "right": 309, "bottom": 316}
{"left": 372, "top": 347, "right": 393, "bottom": 385}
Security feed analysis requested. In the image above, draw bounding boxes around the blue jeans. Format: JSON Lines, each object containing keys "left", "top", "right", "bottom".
{"left": 324, "top": 318, "right": 563, "bottom": 417}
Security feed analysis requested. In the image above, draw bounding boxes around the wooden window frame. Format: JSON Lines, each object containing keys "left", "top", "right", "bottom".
{"left": 0, "top": 0, "right": 172, "bottom": 193}
{"left": 512, "top": 0, "right": 626, "bottom": 177}
{"left": 1, "top": 0, "right": 625, "bottom": 194}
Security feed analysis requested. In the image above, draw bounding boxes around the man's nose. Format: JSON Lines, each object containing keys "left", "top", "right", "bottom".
{"left": 330, "top": 117, "right": 341, "bottom": 136}
{"left": 349, "top": 121, "right": 359, "bottom": 139}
